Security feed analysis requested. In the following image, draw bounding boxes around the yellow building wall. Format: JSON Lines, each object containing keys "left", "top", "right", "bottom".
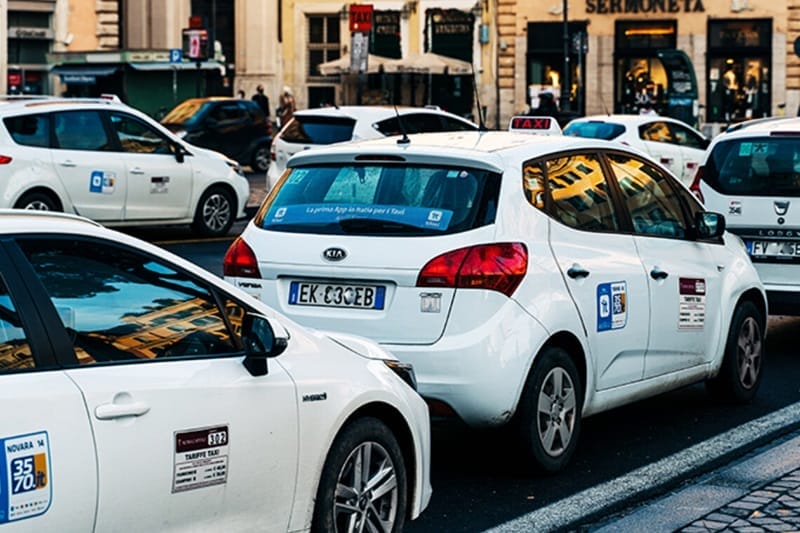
{"left": 68, "top": 0, "right": 98, "bottom": 51}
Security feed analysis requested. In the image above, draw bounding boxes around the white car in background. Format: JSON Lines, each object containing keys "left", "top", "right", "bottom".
{"left": 691, "top": 116, "right": 800, "bottom": 315}
{"left": 564, "top": 114, "right": 710, "bottom": 185}
{"left": 267, "top": 105, "right": 479, "bottom": 191}
{"left": 0, "top": 97, "right": 249, "bottom": 236}
{"left": 0, "top": 210, "right": 430, "bottom": 532}
{"left": 226, "top": 130, "right": 766, "bottom": 473}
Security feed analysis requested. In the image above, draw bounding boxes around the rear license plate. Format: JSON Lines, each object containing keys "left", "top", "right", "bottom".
{"left": 746, "top": 240, "right": 800, "bottom": 258}
{"left": 288, "top": 281, "right": 386, "bottom": 310}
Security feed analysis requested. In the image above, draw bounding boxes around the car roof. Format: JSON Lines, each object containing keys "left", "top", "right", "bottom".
{"left": 0, "top": 96, "right": 132, "bottom": 116}
{"left": 0, "top": 209, "right": 102, "bottom": 231}
{"left": 719, "top": 116, "right": 800, "bottom": 137}
{"left": 287, "top": 130, "right": 625, "bottom": 172}
{"left": 293, "top": 105, "right": 476, "bottom": 124}
{"left": 569, "top": 114, "right": 682, "bottom": 126}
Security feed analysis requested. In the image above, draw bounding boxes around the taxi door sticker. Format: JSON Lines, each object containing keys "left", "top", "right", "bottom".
{"left": 172, "top": 425, "right": 229, "bottom": 493}
{"left": 89, "top": 170, "right": 116, "bottom": 194}
{"left": 0, "top": 431, "right": 51, "bottom": 524}
{"left": 597, "top": 281, "right": 627, "bottom": 332}
{"left": 150, "top": 176, "right": 170, "bottom": 194}
{"left": 679, "top": 278, "right": 706, "bottom": 330}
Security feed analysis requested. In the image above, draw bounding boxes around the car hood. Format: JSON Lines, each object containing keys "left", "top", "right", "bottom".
{"left": 320, "top": 330, "right": 399, "bottom": 362}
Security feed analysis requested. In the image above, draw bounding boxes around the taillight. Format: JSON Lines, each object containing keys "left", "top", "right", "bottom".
{"left": 223, "top": 237, "right": 261, "bottom": 278}
{"left": 270, "top": 144, "right": 276, "bottom": 161}
{"left": 690, "top": 166, "right": 705, "bottom": 203}
{"left": 0, "top": 155, "right": 12, "bottom": 164}
{"left": 416, "top": 243, "right": 528, "bottom": 297}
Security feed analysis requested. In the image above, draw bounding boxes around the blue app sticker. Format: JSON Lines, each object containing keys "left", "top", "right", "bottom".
{"left": 0, "top": 431, "right": 51, "bottom": 524}
{"left": 89, "top": 171, "right": 116, "bottom": 194}
{"left": 597, "top": 281, "right": 627, "bottom": 332}
{"left": 266, "top": 204, "right": 454, "bottom": 231}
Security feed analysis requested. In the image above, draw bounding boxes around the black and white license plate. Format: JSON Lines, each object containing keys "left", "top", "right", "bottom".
{"left": 288, "top": 281, "right": 386, "bottom": 309}
{"left": 746, "top": 240, "right": 800, "bottom": 258}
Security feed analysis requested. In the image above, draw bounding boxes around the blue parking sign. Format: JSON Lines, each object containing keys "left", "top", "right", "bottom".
{"left": 170, "top": 49, "right": 183, "bottom": 63}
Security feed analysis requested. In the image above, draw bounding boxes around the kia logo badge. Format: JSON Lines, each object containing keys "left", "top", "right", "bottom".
{"left": 322, "top": 247, "right": 347, "bottom": 262}
{"left": 775, "top": 201, "right": 791, "bottom": 216}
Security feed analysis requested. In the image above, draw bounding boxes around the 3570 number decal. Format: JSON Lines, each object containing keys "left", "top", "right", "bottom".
{"left": 0, "top": 431, "right": 51, "bottom": 524}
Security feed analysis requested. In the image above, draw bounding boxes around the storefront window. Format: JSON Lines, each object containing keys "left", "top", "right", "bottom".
{"left": 426, "top": 8, "right": 475, "bottom": 118}
{"left": 706, "top": 20, "right": 771, "bottom": 123}
{"left": 526, "top": 22, "right": 587, "bottom": 115}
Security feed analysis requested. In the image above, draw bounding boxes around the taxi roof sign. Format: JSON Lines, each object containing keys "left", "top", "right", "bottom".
{"left": 508, "top": 116, "right": 562, "bottom": 135}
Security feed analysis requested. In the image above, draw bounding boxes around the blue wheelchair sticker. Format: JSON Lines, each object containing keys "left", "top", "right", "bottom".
{"left": 597, "top": 281, "right": 627, "bottom": 332}
{"left": 0, "top": 431, "right": 51, "bottom": 524}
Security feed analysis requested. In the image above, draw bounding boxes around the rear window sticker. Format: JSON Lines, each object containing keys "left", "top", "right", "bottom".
{"left": 738, "top": 143, "right": 752, "bottom": 157}
{"left": 679, "top": 278, "right": 706, "bottom": 330}
{"left": 150, "top": 176, "right": 170, "bottom": 194}
{"left": 89, "top": 170, "right": 116, "bottom": 194}
{"left": 172, "top": 425, "right": 229, "bottom": 493}
{"left": 729, "top": 201, "right": 742, "bottom": 216}
{"left": 752, "top": 143, "right": 769, "bottom": 155}
{"left": 597, "top": 281, "right": 627, "bottom": 332}
{"left": 266, "top": 203, "right": 453, "bottom": 231}
{"left": 0, "top": 431, "right": 51, "bottom": 524}
{"left": 446, "top": 170, "right": 460, "bottom": 178}
{"left": 287, "top": 170, "right": 308, "bottom": 185}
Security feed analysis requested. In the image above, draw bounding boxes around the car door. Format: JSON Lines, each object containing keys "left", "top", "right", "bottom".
{"left": 538, "top": 152, "right": 651, "bottom": 390}
{"left": 0, "top": 244, "right": 96, "bottom": 531}
{"left": 50, "top": 109, "right": 127, "bottom": 221}
{"left": 13, "top": 236, "right": 299, "bottom": 532}
{"left": 605, "top": 152, "right": 722, "bottom": 378}
{"left": 108, "top": 111, "right": 194, "bottom": 220}
{"left": 203, "top": 101, "right": 250, "bottom": 162}
{"left": 668, "top": 121, "right": 708, "bottom": 185}
{"left": 638, "top": 120, "right": 684, "bottom": 179}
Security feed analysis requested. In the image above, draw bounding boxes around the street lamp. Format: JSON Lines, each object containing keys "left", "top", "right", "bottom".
{"left": 561, "top": 0, "right": 570, "bottom": 112}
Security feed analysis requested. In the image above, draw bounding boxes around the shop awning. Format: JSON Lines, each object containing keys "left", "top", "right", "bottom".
{"left": 50, "top": 65, "right": 119, "bottom": 85}
{"left": 318, "top": 54, "right": 393, "bottom": 75}
{"left": 129, "top": 61, "right": 224, "bottom": 72}
{"left": 382, "top": 52, "right": 473, "bottom": 75}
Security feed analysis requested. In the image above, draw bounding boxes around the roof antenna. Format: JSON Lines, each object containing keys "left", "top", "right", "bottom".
{"left": 394, "top": 102, "right": 410, "bottom": 145}
{"left": 471, "top": 66, "right": 488, "bottom": 131}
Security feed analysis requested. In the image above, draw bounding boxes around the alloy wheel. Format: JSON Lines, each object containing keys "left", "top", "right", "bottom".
{"left": 737, "top": 316, "right": 762, "bottom": 390}
{"left": 201, "top": 193, "right": 231, "bottom": 233}
{"left": 537, "top": 366, "right": 577, "bottom": 458}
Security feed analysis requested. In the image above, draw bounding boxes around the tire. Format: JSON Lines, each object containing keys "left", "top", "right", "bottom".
{"left": 15, "top": 191, "right": 59, "bottom": 211}
{"left": 706, "top": 301, "right": 764, "bottom": 403}
{"left": 515, "top": 346, "right": 582, "bottom": 474}
{"left": 251, "top": 144, "right": 270, "bottom": 173}
{"left": 312, "top": 417, "right": 407, "bottom": 533}
{"left": 192, "top": 187, "right": 234, "bottom": 237}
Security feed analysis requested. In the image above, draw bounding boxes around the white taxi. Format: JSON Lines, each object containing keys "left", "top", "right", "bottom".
{"left": 0, "top": 210, "right": 430, "bottom": 531}
{"left": 225, "top": 130, "right": 766, "bottom": 473}
{"left": 0, "top": 97, "right": 250, "bottom": 236}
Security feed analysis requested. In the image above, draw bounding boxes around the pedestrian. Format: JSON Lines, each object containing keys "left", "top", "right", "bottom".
{"left": 530, "top": 91, "right": 559, "bottom": 118}
{"left": 252, "top": 84, "right": 270, "bottom": 119}
{"left": 236, "top": 89, "right": 245, "bottom": 99}
{"left": 277, "top": 85, "right": 296, "bottom": 128}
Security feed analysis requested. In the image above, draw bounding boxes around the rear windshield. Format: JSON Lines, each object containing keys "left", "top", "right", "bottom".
{"left": 704, "top": 137, "right": 800, "bottom": 197}
{"left": 280, "top": 116, "right": 356, "bottom": 145}
{"left": 161, "top": 101, "right": 208, "bottom": 126}
{"left": 255, "top": 164, "right": 500, "bottom": 236}
{"left": 563, "top": 121, "right": 626, "bottom": 141}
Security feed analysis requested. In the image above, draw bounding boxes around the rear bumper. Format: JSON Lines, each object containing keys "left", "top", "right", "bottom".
{"left": 764, "top": 285, "right": 800, "bottom": 315}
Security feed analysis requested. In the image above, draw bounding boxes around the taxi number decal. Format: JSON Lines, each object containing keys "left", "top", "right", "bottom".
{"left": 89, "top": 170, "right": 116, "bottom": 194}
{"left": 0, "top": 431, "right": 51, "bottom": 524}
{"left": 172, "top": 425, "right": 229, "bottom": 493}
{"left": 597, "top": 281, "right": 627, "bottom": 332}
{"left": 679, "top": 277, "right": 706, "bottom": 330}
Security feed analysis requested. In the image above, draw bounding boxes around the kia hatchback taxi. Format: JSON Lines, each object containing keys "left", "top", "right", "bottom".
{"left": 691, "top": 117, "right": 800, "bottom": 315}
{"left": 226, "top": 131, "right": 766, "bottom": 472}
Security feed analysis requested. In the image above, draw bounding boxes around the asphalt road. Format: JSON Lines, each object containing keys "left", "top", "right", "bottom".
{"left": 122, "top": 196, "right": 800, "bottom": 532}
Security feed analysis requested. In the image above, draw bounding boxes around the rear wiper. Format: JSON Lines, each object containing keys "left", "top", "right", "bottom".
{"left": 337, "top": 217, "right": 422, "bottom": 233}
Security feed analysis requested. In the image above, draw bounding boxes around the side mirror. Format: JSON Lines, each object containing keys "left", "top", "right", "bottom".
{"left": 173, "top": 143, "right": 186, "bottom": 163}
{"left": 695, "top": 211, "right": 726, "bottom": 240}
{"left": 241, "top": 313, "right": 289, "bottom": 377}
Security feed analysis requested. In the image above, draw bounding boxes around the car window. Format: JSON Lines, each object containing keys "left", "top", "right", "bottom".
{"left": 541, "top": 153, "right": 620, "bottom": 232}
{"left": 210, "top": 102, "right": 247, "bottom": 124}
{"left": 0, "top": 275, "right": 34, "bottom": 372}
{"left": 161, "top": 100, "right": 206, "bottom": 126}
{"left": 53, "top": 110, "right": 111, "bottom": 151}
{"left": 280, "top": 116, "right": 355, "bottom": 144}
{"left": 704, "top": 138, "right": 800, "bottom": 197}
{"left": 669, "top": 122, "right": 706, "bottom": 149}
{"left": 442, "top": 116, "right": 478, "bottom": 131}
{"left": 256, "top": 164, "right": 499, "bottom": 235}
{"left": 110, "top": 112, "right": 173, "bottom": 155}
{"left": 563, "top": 121, "right": 625, "bottom": 140}
{"left": 17, "top": 238, "right": 241, "bottom": 365}
{"left": 639, "top": 121, "right": 674, "bottom": 143}
{"left": 607, "top": 153, "right": 688, "bottom": 238}
{"left": 4, "top": 113, "right": 50, "bottom": 148}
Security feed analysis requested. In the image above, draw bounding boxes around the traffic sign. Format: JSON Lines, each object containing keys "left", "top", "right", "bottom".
{"left": 349, "top": 4, "right": 374, "bottom": 32}
{"left": 170, "top": 49, "right": 183, "bottom": 63}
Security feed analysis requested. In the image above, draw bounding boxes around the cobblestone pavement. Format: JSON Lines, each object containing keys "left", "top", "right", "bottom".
{"left": 681, "top": 469, "right": 800, "bottom": 532}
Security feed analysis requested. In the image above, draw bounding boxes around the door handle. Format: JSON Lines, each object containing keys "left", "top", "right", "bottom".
{"left": 650, "top": 267, "right": 669, "bottom": 280}
{"left": 95, "top": 401, "right": 150, "bottom": 420}
{"left": 130, "top": 167, "right": 145, "bottom": 175}
{"left": 660, "top": 157, "right": 674, "bottom": 165}
{"left": 567, "top": 264, "right": 590, "bottom": 279}
{"left": 60, "top": 160, "right": 77, "bottom": 167}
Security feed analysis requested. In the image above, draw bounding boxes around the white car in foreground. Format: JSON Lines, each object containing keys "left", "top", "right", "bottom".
{"left": 226, "top": 130, "right": 766, "bottom": 473}
{"left": 0, "top": 210, "right": 430, "bottom": 532}
{"left": 564, "top": 114, "right": 709, "bottom": 185}
{"left": 0, "top": 97, "right": 249, "bottom": 236}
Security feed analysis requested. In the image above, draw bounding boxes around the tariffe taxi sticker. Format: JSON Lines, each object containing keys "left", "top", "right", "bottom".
{"left": 679, "top": 278, "right": 706, "bottom": 330}
{"left": 0, "top": 431, "right": 51, "bottom": 524}
{"left": 172, "top": 425, "right": 229, "bottom": 493}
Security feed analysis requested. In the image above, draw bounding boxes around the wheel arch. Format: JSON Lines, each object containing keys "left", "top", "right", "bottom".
{"left": 534, "top": 331, "right": 588, "bottom": 409}
{"left": 14, "top": 187, "right": 64, "bottom": 211}
{"left": 736, "top": 288, "right": 768, "bottom": 327}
